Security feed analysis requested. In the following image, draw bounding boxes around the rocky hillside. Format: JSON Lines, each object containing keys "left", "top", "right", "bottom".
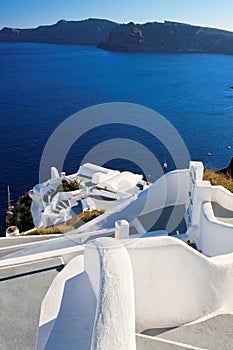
{"left": 98, "top": 21, "right": 233, "bottom": 54}
{"left": 5, "top": 192, "right": 34, "bottom": 232}
{"left": 1, "top": 18, "right": 233, "bottom": 55}
{"left": 0, "top": 18, "right": 118, "bottom": 45}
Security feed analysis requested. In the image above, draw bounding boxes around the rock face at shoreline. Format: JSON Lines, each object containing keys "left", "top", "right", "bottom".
{"left": 0, "top": 18, "right": 118, "bottom": 45}
{"left": 98, "top": 21, "right": 233, "bottom": 54}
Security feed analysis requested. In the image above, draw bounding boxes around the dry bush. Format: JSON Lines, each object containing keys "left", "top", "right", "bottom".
{"left": 22, "top": 209, "right": 105, "bottom": 235}
{"left": 203, "top": 171, "right": 233, "bottom": 193}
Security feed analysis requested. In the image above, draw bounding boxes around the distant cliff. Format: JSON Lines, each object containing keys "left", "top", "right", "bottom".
{"left": 2, "top": 19, "right": 233, "bottom": 55}
{"left": 98, "top": 21, "right": 233, "bottom": 55}
{"left": 0, "top": 18, "right": 118, "bottom": 45}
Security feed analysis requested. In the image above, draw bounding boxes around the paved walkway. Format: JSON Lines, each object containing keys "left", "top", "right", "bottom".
{"left": 212, "top": 202, "right": 233, "bottom": 225}
{"left": 143, "top": 313, "right": 233, "bottom": 350}
{"left": 139, "top": 205, "right": 187, "bottom": 235}
{"left": 0, "top": 258, "right": 63, "bottom": 350}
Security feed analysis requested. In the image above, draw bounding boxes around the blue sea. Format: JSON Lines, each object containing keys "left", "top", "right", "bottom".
{"left": 0, "top": 42, "right": 233, "bottom": 233}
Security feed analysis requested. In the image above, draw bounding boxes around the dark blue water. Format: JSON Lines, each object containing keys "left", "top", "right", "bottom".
{"left": 0, "top": 42, "right": 233, "bottom": 232}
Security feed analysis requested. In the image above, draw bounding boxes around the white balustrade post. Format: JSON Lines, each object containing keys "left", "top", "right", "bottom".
{"left": 115, "top": 220, "right": 129, "bottom": 239}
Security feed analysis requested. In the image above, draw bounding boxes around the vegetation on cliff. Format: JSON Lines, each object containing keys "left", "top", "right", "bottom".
{"left": 203, "top": 171, "right": 233, "bottom": 193}
{"left": 21, "top": 209, "right": 105, "bottom": 235}
{"left": 203, "top": 158, "right": 233, "bottom": 193}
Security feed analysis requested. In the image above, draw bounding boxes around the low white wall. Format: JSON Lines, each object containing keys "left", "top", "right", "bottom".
{"left": 0, "top": 236, "right": 84, "bottom": 263}
{"left": 125, "top": 236, "right": 233, "bottom": 332}
{"left": 138, "top": 169, "right": 190, "bottom": 216}
{"left": 199, "top": 202, "right": 233, "bottom": 256}
{"left": 37, "top": 237, "right": 135, "bottom": 350}
{"left": 30, "top": 197, "right": 43, "bottom": 228}
{"left": 85, "top": 238, "right": 136, "bottom": 350}
{"left": 211, "top": 186, "right": 233, "bottom": 211}
{"left": 0, "top": 245, "right": 84, "bottom": 267}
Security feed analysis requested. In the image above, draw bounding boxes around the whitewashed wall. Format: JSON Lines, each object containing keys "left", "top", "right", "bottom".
{"left": 199, "top": 202, "right": 233, "bottom": 256}
{"left": 36, "top": 236, "right": 233, "bottom": 349}
{"left": 125, "top": 236, "right": 233, "bottom": 332}
{"left": 137, "top": 169, "right": 190, "bottom": 215}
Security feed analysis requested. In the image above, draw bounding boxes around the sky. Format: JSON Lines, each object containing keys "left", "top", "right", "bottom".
{"left": 1, "top": 0, "right": 233, "bottom": 32}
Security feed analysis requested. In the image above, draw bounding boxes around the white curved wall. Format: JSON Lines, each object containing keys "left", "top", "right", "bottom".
{"left": 125, "top": 236, "right": 233, "bottom": 332}
{"left": 36, "top": 235, "right": 233, "bottom": 349}
{"left": 199, "top": 202, "right": 233, "bottom": 256}
{"left": 37, "top": 238, "right": 136, "bottom": 350}
{"left": 211, "top": 186, "right": 233, "bottom": 212}
{"left": 85, "top": 238, "right": 136, "bottom": 350}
